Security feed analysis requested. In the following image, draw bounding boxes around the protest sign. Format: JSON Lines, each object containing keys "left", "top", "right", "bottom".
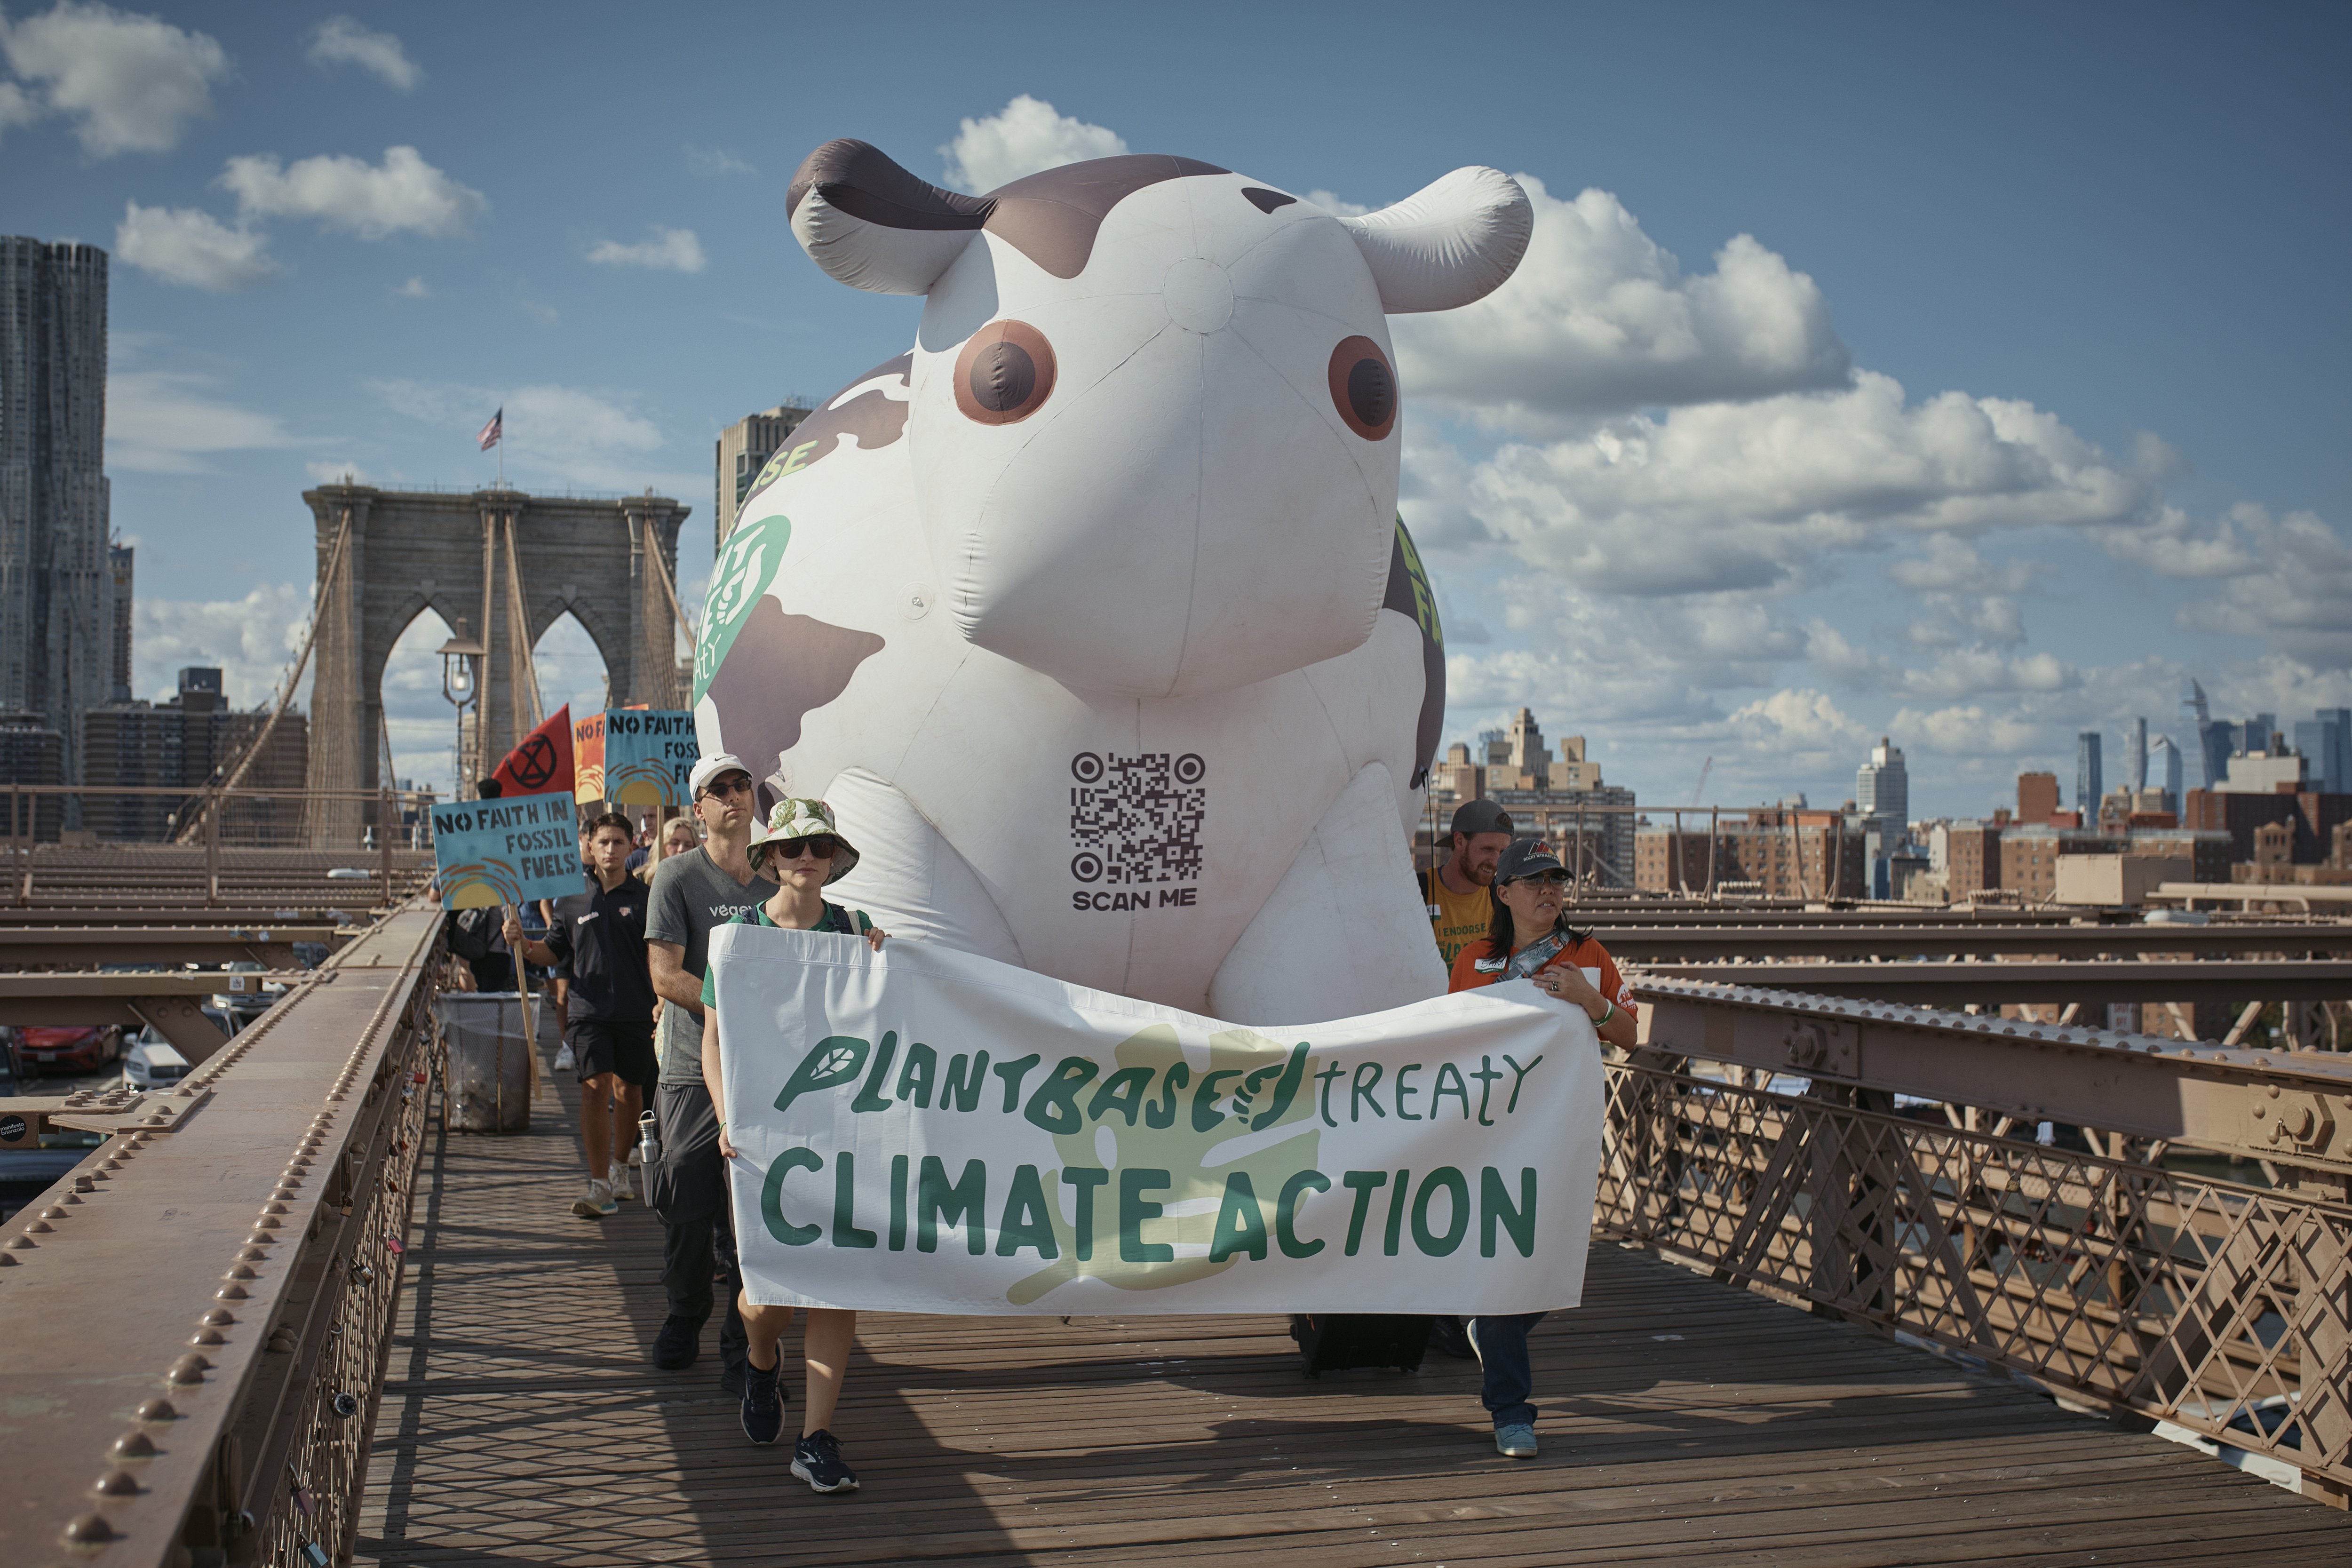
{"left": 572, "top": 710, "right": 607, "bottom": 804}
{"left": 429, "top": 792, "right": 583, "bottom": 910}
{"left": 712, "top": 925, "right": 1600, "bottom": 1316}
{"left": 598, "top": 709, "right": 696, "bottom": 805}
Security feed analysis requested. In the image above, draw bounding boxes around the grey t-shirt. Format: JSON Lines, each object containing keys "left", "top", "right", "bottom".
{"left": 647, "top": 847, "right": 775, "bottom": 1084}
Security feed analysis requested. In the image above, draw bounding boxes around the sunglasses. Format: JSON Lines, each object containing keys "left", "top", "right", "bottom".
{"left": 1508, "top": 869, "right": 1572, "bottom": 886}
{"left": 769, "top": 835, "right": 837, "bottom": 861}
{"left": 698, "top": 776, "right": 755, "bottom": 800}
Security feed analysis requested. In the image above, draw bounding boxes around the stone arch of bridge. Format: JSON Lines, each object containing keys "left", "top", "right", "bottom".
{"left": 301, "top": 484, "right": 691, "bottom": 842}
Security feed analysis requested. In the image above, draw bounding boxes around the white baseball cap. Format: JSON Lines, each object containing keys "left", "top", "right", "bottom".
{"left": 687, "top": 753, "right": 753, "bottom": 798}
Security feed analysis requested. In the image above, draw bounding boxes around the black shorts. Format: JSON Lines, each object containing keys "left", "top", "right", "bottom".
{"left": 569, "top": 1018, "right": 658, "bottom": 1090}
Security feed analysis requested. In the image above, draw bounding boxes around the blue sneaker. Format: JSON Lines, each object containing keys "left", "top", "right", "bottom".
{"left": 791, "top": 1429, "right": 860, "bottom": 1493}
{"left": 739, "top": 1362, "right": 785, "bottom": 1445}
{"left": 1495, "top": 1422, "right": 1537, "bottom": 1458}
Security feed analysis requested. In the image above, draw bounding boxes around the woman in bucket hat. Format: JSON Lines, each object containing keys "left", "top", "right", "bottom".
{"left": 700, "top": 797, "right": 885, "bottom": 1493}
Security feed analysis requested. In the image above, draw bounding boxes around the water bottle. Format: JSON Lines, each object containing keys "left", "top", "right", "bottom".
{"left": 638, "top": 1109, "right": 661, "bottom": 1169}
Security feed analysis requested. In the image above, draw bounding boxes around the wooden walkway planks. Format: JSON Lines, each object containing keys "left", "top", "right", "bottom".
{"left": 357, "top": 1060, "right": 2350, "bottom": 1568}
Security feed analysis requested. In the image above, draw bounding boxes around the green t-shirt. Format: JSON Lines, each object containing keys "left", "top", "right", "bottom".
{"left": 699, "top": 901, "right": 872, "bottom": 1006}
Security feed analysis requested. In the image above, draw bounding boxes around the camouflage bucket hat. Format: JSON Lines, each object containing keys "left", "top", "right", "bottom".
{"left": 746, "top": 796, "right": 860, "bottom": 884}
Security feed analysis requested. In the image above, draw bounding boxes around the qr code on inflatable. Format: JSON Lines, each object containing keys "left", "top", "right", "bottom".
{"left": 1069, "top": 752, "right": 1206, "bottom": 885}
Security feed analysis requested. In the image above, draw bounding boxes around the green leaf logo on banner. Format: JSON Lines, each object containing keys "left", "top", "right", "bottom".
{"left": 694, "top": 511, "right": 791, "bottom": 703}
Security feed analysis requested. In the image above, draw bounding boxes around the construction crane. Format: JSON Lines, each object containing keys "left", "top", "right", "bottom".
{"left": 1691, "top": 756, "right": 1713, "bottom": 807}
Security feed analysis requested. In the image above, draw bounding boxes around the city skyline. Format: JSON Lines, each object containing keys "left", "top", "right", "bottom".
{"left": 1, "top": 3, "right": 2345, "bottom": 811}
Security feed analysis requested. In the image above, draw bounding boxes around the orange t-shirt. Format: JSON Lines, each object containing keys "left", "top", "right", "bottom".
{"left": 1448, "top": 930, "right": 1638, "bottom": 1025}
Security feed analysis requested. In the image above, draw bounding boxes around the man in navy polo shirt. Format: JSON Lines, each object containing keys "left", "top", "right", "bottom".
{"left": 507, "top": 812, "right": 657, "bottom": 1219}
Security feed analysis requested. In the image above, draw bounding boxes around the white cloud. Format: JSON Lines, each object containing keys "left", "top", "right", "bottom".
{"left": 940, "top": 94, "right": 1126, "bottom": 192}
{"left": 0, "top": 1, "right": 226, "bottom": 157}
{"left": 1882, "top": 537, "right": 2043, "bottom": 595}
{"left": 220, "top": 145, "right": 485, "bottom": 239}
{"left": 1728, "top": 688, "right": 1867, "bottom": 753}
{"left": 586, "top": 226, "right": 706, "bottom": 273}
{"left": 1391, "top": 177, "right": 1851, "bottom": 432}
{"left": 392, "top": 275, "right": 429, "bottom": 299}
{"left": 1890, "top": 703, "right": 2040, "bottom": 756}
{"left": 305, "top": 16, "right": 419, "bottom": 91}
{"left": 2170, "top": 505, "right": 2352, "bottom": 665}
{"left": 135, "top": 582, "right": 308, "bottom": 708}
{"left": 107, "top": 366, "right": 302, "bottom": 473}
{"left": 305, "top": 459, "right": 367, "bottom": 485}
{"left": 0, "top": 79, "right": 38, "bottom": 144}
{"left": 686, "top": 144, "right": 755, "bottom": 177}
{"left": 1440, "top": 370, "right": 2152, "bottom": 599}
{"left": 114, "top": 201, "right": 275, "bottom": 290}
{"left": 1305, "top": 188, "right": 1371, "bottom": 218}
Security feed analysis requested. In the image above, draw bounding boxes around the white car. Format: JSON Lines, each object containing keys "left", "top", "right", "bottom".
{"left": 122, "top": 1029, "right": 191, "bottom": 1089}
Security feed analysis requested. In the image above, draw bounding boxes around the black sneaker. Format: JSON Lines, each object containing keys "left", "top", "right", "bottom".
{"left": 1429, "top": 1315, "right": 1477, "bottom": 1361}
{"left": 739, "top": 1362, "right": 786, "bottom": 1445}
{"left": 791, "top": 1429, "right": 859, "bottom": 1493}
{"left": 718, "top": 1358, "right": 750, "bottom": 1397}
{"left": 651, "top": 1314, "right": 703, "bottom": 1371}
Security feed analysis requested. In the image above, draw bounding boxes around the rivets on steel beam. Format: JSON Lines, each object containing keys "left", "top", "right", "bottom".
{"left": 223, "top": 1264, "right": 257, "bottom": 1281}
{"left": 166, "top": 1354, "right": 209, "bottom": 1385}
{"left": 215, "top": 1283, "right": 248, "bottom": 1300}
{"left": 111, "top": 1431, "right": 156, "bottom": 1458}
{"left": 135, "top": 1398, "right": 176, "bottom": 1422}
{"left": 94, "top": 1469, "right": 139, "bottom": 1496}
{"left": 5, "top": 1234, "right": 36, "bottom": 1250}
{"left": 235, "top": 1245, "right": 268, "bottom": 1262}
{"left": 60, "top": 1512, "right": 114, "bottom": 1544}
{"left": 191, "top": 1328, "right": 226, "bottom": 1347}
{"left": 199, "top": 1308, "right": 233, "bottom": 1326}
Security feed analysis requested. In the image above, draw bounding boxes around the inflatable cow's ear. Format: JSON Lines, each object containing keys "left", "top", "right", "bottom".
{"left": 788, "top": 139, "right": 991, "bottom": 295}
{"left": 1337, "top": 167, "right": 1534, "bottom": 314}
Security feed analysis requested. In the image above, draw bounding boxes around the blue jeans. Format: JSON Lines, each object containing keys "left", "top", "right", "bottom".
{"left": 1472, "top": 1312, "right": 1547, "bottom": 1428}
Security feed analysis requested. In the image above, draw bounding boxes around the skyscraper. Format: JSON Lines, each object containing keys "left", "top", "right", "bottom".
{"left": 2181, "top": 679, "right": 2231, "bottom": 791}
{"left": 2075, "top": 731, "right": 2103, "bottom": 811}
{"left": 713, "top": 403, "right": 811, "bottom": 554}
{"left": 2147, "top": 735, "right": 2183, "bottom": 812}
{"left": 107, "top": 541, "right": 133, "bottom": 701}
{"left": 2244, "top": 712, "right": 2279, "bottom": 755}
{"left": 0, "top": 238, "right": 112, "bottom": 792}
{"left": 1856, "top": 736, "right": 1908, "bottom": 828}
{"left": 2127, "top": 716, "right": 2147, "bottom": 793}
{"left": 2320, "top": 708, "right": 2352, "bottom": 794}
{"left": 2294, "top": 710, "right": 2348, "bottom": 794}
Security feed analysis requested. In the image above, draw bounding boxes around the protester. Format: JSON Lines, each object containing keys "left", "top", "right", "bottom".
{"left": 1422, "top": 800, "right": 1514, "bottom": 967}
{"left": 1444, "top": 837, "right": 1636, "bottom": 1457}
{"left": 553, "top": 822, "right": 593, "bottom": 1073}
{"left": 506, "top": 813, "right": 657, "bottom": 1218}
{"left": 703, "top": 797, "right": 885, "bottom": 1493}
{"left": 1417, "top": 800, "right": 1515, "bottom": 1360}
{"left": 635, "top": 815, "right": 699, "bottom": 886}
{"left": 644, "top": 756, "right": 775, "bottom": 1392}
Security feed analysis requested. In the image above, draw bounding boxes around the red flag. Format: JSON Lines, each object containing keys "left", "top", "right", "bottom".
{"left": 489, "top": 704, "right": 573, "bottom": 798}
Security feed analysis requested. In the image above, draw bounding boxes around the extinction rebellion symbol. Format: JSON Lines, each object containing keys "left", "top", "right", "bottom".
{"left": 508, "top": 732, "right": 561, "bottom": 792}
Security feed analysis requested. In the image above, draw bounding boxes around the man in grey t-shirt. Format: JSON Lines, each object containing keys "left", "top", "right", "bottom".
{"left": 644, "top": 753, "right": 774, "bottom": 1392}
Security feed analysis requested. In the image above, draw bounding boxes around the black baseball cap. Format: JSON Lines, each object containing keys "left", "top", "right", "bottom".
{"left": 1495, "top": 838, "right": 1566, "bottom": 883}
{"left": 1450, "top": 799, "right": 1513, "bottom": 838}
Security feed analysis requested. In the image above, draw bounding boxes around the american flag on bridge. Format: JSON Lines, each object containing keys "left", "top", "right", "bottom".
{"left": 477, "top": 408, "right": 502, "bottom": 451}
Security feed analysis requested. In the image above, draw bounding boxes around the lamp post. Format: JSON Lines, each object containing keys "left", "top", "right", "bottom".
{"left": 438, "top": 619, "right": 485, "bottom": 801}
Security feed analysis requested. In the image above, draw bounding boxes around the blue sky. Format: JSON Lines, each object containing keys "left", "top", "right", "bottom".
{"left": 3, "top": 1, "right": 2345, "bottom": 817}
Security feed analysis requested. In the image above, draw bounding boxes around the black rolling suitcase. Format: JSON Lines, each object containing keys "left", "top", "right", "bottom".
{"left": 1288, "top": 1313, "right": 1432, "bottom": 1378}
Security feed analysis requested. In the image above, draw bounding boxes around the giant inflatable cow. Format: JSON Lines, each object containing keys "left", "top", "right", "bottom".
{"left": 695, "top": 140, "right": 1532, "bottom": 1023}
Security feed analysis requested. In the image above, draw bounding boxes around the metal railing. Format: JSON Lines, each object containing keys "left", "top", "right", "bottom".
{"left": 0, "top": 901, "right": 446, "bottom": 1566}
{"left": 1613, "top": 977, "right": 2352, "bottom": 1504}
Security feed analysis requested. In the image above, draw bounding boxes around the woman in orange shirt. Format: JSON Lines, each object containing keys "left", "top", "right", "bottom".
{"left": 1443, "top": 838, "right": 1636, "bottom": 1457}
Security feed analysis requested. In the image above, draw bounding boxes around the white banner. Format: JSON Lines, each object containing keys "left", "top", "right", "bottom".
{"left": 712, "top": 924, "right": 1602, "bottom": 1316}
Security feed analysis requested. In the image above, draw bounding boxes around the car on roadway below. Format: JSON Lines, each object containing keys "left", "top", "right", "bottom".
{"left": 122, "top": 1029, "right": 191, "bottom": 1089}
{"left": 11, "top": 1025, "right": 122, "bottom": 1075}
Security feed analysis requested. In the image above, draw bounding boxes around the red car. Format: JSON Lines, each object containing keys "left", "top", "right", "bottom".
{"left": 11, "top": 1026, "right": 121, "bottom": 1075}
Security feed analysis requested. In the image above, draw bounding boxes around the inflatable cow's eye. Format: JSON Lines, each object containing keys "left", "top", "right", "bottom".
{"left": 954, "top": 320, "right": 1057, "bottom": 425}
{"left": 1328, "top": 336, "right": 1397, "bottom": 441}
